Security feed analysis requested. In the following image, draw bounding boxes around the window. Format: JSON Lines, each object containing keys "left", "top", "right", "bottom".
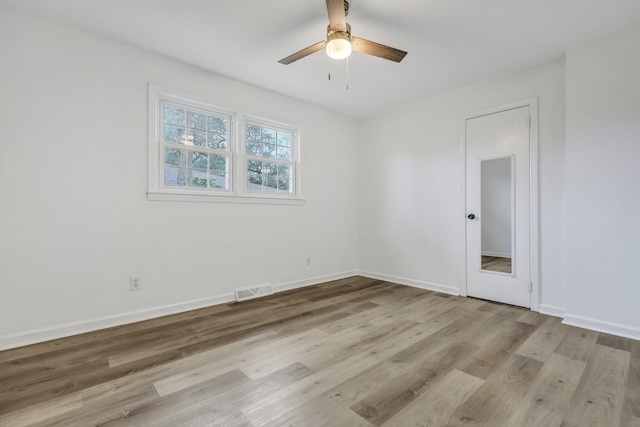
{"left": 147, "top": 85, "right": 301, "bottom": 203}
{"left": 161, "top": 100, "right": 232, "bottom": 191}
{"left": 244, "top": 120, "right": 296, "bottom": 195}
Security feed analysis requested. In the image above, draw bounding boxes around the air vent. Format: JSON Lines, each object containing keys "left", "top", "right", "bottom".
{"left": 234, "top": 284, "right": 274, "bottom": 302}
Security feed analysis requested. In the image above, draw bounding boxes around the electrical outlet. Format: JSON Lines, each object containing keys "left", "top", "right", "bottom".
{"left": 130, "top": 276, "right": 142, "bottom": 291}
{"left": 306, "top": 256, "right": 311, "bottom": 265}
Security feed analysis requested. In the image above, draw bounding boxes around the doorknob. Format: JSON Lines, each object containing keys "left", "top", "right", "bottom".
{"left": 467, "top": 213, "right": 476, "bottom": 220}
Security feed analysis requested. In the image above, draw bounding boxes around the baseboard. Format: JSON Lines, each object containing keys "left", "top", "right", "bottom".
{"left": 0, "top": 293, "right": 236, "bottom": 352}
{"left": 358, "top": 270, "right": 460, "bottom": 296}
{"left": 562, "top": 313, "right": 640, "bottom": 341}
{"left": 0, "top": 270, "right": 358, "bottom": 351}
{"left": 538, "top": 304, "right": 566, "bottom": 318}
{"left": 273, "top": 270, "right": 359, "bottom": 293}
{"left": 481, "top": 251, "right": 511, "bottom": 258}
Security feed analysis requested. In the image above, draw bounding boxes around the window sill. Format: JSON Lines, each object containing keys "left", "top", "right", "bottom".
{"left": 147, "top": 191, "right": 306, "bottom": 205}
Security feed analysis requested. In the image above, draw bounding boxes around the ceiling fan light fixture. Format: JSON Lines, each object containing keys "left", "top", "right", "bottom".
{"left": 277, "top": 2, "right": 407, "bottom": 65}
{"left": 326, "top": 31, "right": 351, "bottom": 60}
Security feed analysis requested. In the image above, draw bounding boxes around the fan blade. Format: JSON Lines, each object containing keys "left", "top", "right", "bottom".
{"left": 278, "top": 41, "right": 327, "bottom": 65}
{"left": 326, "top": 0, "right": 347, "bottom": 32}
{"left": 352, "top": 37, "right": 407, "bottom": 62}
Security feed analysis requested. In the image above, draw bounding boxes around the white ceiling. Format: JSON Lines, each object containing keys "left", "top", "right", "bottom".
{"left": 3, "top": 0, "right": 640, "bottom": 119}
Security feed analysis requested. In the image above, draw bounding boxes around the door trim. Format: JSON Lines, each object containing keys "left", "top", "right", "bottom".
{"left": 459, "top": 98, "right": 539, "bottom": 311}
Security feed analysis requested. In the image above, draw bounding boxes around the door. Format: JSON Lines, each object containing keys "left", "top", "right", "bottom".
{"left": 465, "top": 106, "right": 531, "bottom": 307}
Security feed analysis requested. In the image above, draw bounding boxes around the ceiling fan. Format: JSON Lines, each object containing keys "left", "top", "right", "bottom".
{"left": 278, "top": 0, "right": 408, "bottom": 65}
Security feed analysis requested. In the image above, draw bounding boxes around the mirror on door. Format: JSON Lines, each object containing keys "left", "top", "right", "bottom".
{"left": 480, "top": 156, "right": 513, "bottom": 274}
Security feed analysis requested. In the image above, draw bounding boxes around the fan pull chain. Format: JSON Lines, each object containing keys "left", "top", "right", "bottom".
{"left": 346, "top": 57, "right": 349, "bottom": 90}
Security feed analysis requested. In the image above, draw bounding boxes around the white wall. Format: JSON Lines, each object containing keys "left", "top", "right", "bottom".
{"left": 0, "top": 6, "right": 359, "bottom": 349}
{"left": 564, "top": 26, "right": 640, "bottom": 339}
{"left": 358, "top": 60, "right": 567, "bottom": 313}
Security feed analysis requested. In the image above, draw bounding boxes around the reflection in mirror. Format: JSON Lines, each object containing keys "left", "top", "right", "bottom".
{"left": 481, "top": 157, "right": 513, "bottom": 274}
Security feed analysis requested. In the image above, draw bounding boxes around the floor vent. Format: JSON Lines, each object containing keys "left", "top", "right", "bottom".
{"left": 234, "top": 284, "right": 274, "bottom": 302}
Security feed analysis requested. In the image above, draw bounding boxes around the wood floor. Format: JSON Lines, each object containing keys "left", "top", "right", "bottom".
{"left": 1, "top": 276, "right": 639, "bottom": 426}
{"left": 481, "top": 256, "right": 512, "bottom": 273}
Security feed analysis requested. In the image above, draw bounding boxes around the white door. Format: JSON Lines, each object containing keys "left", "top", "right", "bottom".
{"left": 466, "top": 106, "right": 531, "bottom": 307}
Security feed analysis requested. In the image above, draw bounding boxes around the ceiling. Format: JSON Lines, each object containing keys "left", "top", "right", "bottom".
{"left": 3, "top": 0, "right": 640, "bottom": 119}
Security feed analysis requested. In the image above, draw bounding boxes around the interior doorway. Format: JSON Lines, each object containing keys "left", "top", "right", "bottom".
{"left": 463, "top": 100, "right": 539, "bottom": 309}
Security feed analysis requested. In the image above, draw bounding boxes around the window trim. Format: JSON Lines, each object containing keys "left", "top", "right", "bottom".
{"left": 159, "top": 97, "right": 235, "bottom": 194}
{"left": 240, "top": 115, "right": 301, "bottom": 199}
{"left": 147, "top": 84, "right": 304, "bottom": 205}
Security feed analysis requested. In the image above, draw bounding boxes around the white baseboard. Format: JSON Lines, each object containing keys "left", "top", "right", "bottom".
{"left": 538, "top": 304, "right": 566, "bottom": 318}
{"left": 0, "top": 270, "right": 358, "bottom": 352}
{"left": 0, "top": 293, "right": 236, "bottom": 352}
{"left": 562, "top": 313, "right": 640, "bottom": 341}
{"left": 358, "top": 270, "right": 460, "bottom": 296}
{"left": 273, "top": 270, "right": 359, "bottom": 293}
{"left": 481, "top": 251, "right": 511, "bottom": 258}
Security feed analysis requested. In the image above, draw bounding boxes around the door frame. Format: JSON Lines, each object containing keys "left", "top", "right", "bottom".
{"left": 459, "top": 97, "right": 540, "bottom": 311}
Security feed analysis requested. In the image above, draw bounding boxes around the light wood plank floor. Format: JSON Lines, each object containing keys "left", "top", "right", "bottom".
{"left": 1, "top": 276, "right": 639, "bottom": 426}
{"left": 481, "top": 256, "right": 512, "bottom": 273}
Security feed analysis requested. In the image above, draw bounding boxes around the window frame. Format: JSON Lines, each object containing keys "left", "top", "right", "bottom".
{"left": 159, "top": 98, "right": 235, "bottom": 194}
{"left": 240, "top": 115, "right": 300, "bottom": 199}
{"left": 147, "top": 84, "right": 303, "bottom": 204}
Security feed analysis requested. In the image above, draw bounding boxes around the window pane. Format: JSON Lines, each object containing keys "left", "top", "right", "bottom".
{"left": 164, "top": 124, "right": 186, "bottom": 144}
{"left": 187, "top": 111, "right": 207, "bottom": 130}
{"left": 165, "top": 167, "right": 186, "bottom": 187}
{"left": 262, "top": 144, "right": 276, "bottom": 158}
{"left": 263, "top": 176, "right": 278, "bottom": 192}
{"left": 278, "top": 178, "right": 292, "bottom": 193}
{"left": 208, "top": 116, "right": 227, "bottom": 133}
{"left": 276, "top": 145, "right": 290, "bottom": 160}
{"left": 208, "top": 132, "right": 227, "bottom": 150}
{"left": 263, "top": 162, "right": 277, "bottom": 176}
{"left": 248, "top": 160, "right": 262, "bottom": 174}
{"left": 209, "top": 154, "right": 227, "bottom": 172}
{"left": 164, "top": 104, "right": 185, "bottom": 125}
{"left": 246, "top": 141, "right": 261, "bottom": 155}
{"left": 165, "top": 148, "right": 186, "bottom": 167}
{"left": 190, "top": 152, "right": 208, "bottom": 169}
{"left": 248, "top": 173, "right": 262, "bottom": 191}
{"left": 180, "top": 130, "right": 195, "bottom": 146}
{"left": 277, "top": 131, "right": 291, "bottom": 147}
{"left": 247, "top": 124, "right": 261, "bottom": 141}
{"left": 187, "top": 169, "right": 208, "bottom": 188}
{"left": 262, "top": 128, "right": 276, "bottom": 144}
{"left": 193, "top": 129, "right": 207, "bottom": 147}
{"left": 278, "top": 163, "right": 291, "bottom": 178}
{"left": 209, "top": 172, "right": 227, "bottom": 189}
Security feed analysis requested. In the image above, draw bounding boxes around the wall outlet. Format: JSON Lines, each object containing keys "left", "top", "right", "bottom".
{"left": 306, "top": 256, "right": 311, "bottom": 265}
{"left": 130, "top": 276, "right": 142, "bottom": 291}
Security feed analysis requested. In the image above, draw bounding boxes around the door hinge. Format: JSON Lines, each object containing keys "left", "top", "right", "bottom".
{"left": 529, "top": 282, "right": 533, "bottom": 293}
{"left": 528, "top": 116, "right": 532, "bottom": 127}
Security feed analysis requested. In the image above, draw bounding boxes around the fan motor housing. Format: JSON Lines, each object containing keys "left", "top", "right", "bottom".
{"left": 327, "top": 23, "right": 351, "bottom": 41}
